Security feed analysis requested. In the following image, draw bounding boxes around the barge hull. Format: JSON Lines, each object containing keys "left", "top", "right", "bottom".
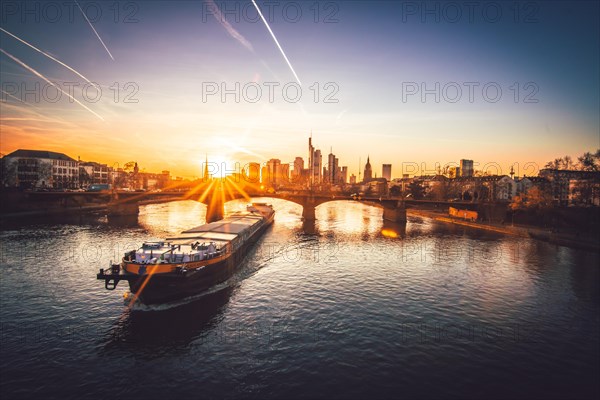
{"left": 126, "top": 219, "right": 271, "bottom": 304}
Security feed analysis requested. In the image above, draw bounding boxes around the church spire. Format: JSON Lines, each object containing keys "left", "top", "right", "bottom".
{"left": 363, "top": 155, "right": 372, "bottom": 183}
{"left": 203, "top": 154, "right": 209, "bottom": 180}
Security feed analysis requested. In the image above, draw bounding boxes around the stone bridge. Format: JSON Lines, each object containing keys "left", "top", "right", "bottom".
{"left": 207, "top": 190, "right": 408, "bottom": 223}
{"left": 22, "top": 185, "right": 409, "bottom": 223}
{"left": 21, "top": 184, "right": 493, "bottom": 223}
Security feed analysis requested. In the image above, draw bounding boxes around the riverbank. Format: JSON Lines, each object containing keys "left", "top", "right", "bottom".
{"left": 0, "top": 197, "right": 182, "bottom": 220}
{"left": 408, "top": 208, "right": 600, "bottom": 252}
{"left": 0, "top": 204, "right": 108, "bottom": 220}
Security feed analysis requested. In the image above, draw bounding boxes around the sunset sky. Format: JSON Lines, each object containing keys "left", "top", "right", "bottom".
{"left": 1, "top": 0, "right": 598, "bottom": 178}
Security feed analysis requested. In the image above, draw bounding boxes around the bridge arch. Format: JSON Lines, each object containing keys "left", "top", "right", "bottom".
{"left": 211, "top": 194, "right": 407, "bottom": 223}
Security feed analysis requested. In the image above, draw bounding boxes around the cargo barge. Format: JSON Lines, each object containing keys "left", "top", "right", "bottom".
{"left": 97, "top": 203, "right": 274, "bottom": 305}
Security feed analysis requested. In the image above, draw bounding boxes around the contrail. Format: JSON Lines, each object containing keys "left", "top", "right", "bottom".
{"left": 205, "top": 0, "right": 254, "bottom": 52}
{"left": 74, "top": 0, "right": 115, "bottom": 60}
{"left": 0, "top": 27, "right": 95, "bottom": 86}
{"left": 0, "top": 49, "right": 104, "bottom": 121}
{"left": 1, "top": 91, "right": 72, "bottom": 125}
{"left": 251, "top": 0, "right": 301, "bottom": 85}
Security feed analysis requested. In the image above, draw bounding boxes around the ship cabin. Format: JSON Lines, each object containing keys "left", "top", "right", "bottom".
{"left": 125, "top": 209, "right": 268, "bottom": 265}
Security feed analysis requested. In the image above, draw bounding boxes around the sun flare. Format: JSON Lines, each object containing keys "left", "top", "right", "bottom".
{"left": 201, "top": 155, "right": 235, "bottom": 178}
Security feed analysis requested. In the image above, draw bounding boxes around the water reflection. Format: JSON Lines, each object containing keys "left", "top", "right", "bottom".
{"left": 103, "top": 286, "right": 234, "bottom": 349}
{"left": 0, "top": 212, "right": 105, "bottom": 230}
{"left": 107, "top": 214, "right": 139, "bottom": 228}
{"left": 380, "top": 220, "right": 406, "bottom": 239}
{"left": 569, "top": 250, "right": 600, "bottom": 303}
{"left": 301, "top": 219, "right": 318, "bottom": 235}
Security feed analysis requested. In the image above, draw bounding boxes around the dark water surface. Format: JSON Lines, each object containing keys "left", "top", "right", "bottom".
{"left": 1, "top": 200, "right": 599, "bottom": 399}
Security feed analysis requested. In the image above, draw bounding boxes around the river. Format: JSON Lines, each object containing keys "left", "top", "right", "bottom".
{"left": 1, "top": 199, "right": 598, "bottom": 399}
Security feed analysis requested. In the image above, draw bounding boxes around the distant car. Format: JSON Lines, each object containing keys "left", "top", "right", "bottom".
{"left": 87, "top": 184, "right": 112, "bottom": 192}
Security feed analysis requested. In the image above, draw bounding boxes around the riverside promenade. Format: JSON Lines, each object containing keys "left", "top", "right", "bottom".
{"left": 408, "top": 209, "right": 600, "bottom": 252}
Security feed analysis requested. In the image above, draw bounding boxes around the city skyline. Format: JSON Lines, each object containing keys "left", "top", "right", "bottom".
{"left": 3, "top": 139, "right": 598, "bottom": 182}
{"left": 1, "top": 1, "right": 599, "bottom": 179}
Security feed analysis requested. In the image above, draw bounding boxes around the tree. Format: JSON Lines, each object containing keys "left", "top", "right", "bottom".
{"left": 509, "top": 186, "right": 553, "bottom": 225}
{"left": 389, "top": 185, "right": 401, "bottom": 196}
{"left": 562, "top": 155, "right": 575, "bottom": 170}
{"left": 571, "top": 181, "right": 594, "bottom": 205}
{"left": 523, "top": 186, "right": 553, "bottom": 210}
{"left": 123, "top": 161, "right": 136, "bottom": 172}
{"left": 446, "top": 180, "right": 462, "bottom": 199}
{"left": 408, "top": 180, "right": 425, "bottom": 199}
{"left": 38, "top": 162, "right": 53, "bottom": 188}
{"left": 448, "top": 167, "right": 459, "bottom": 179}
{"left": 510, "top": 187, "right": 551, "bottom": 211}
{"left": 577, "top": 151, "right": 600, "bottom": 172}
{"left": 79, "top": 168, "right": 91, "bottom": 187}
{"left": 429, "top": 181, "right": 448, "bottom": 201}
{"left": 0, "top": 157, "right": 17, "bottom": 187}
{"left": 510, "top": 194, "right": 525, "bottom": 211}
{"left": 544, "top": 151, "right": 599, "bottom": 171}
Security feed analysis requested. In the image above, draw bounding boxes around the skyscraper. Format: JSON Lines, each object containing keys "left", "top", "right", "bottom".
{"left": 308, "top": 135, "right": 314, "bottom": 185}
{"left": 293, "top": 157, "right": 304, "bottom": 181}
{"left": 308, "top": 134, "right": 322, "bottom": 186}
{"left": 266, "top": 159, "right": 281, "bottom": 186}
{"left": 382, "top": 164, "right": 392, "bottom": 181}
{"left": 313, "top": 149, "right": 322, "bottom": 184}
{"left": 327, "top": 149, "right": 338, "bottom": 184}
{"left": 460, "top": 159, "right": 474, "bottom": 177}
{"left": 279, "top": 163, "right": 289, "bottom": 184}
{"left": 341, "top": 166, "right": 348, "bottom": 184}
{"left": 363, "top": 156, "right": 372, "bottom": 183}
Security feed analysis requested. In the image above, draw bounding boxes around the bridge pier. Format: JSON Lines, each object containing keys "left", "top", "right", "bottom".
{"left": 205, "top": 195, "right": 225, "bottom": 223}
{"left": 206, "top": 202, "right": 224, "bottom": 223}
{"left": 382, "top": 201, "right": 407, "bottom": 223}
{"left": 300, "top": 197, "right": 319, "bottom": 221}
{"left": 107, "top": 192, "right": 139, "bottom": 217}
{"left": 204, "top": 182, "right": 225, "bottom": 223}
{"left": 302, "top": 205, "right": 316, "bottom": 221}
{"left": 107, "top": 201, "right": 139, "bottom": 217}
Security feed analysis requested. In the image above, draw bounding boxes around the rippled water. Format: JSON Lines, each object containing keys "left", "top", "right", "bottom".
{"left": 1, "top": 200, "right": 598, "bottom": 399}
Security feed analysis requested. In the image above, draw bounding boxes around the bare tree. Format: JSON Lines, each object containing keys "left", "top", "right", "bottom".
{"left": 123, "top": 161, "right": 136, "bottom": 172}
{"left": 562, "top": 155, "right": 574, "bottom": 170}
{"left": 577, "top": 151, "right": 600, "bottom": 171}
{"left": 0, "top": 158, "right": 17, "bottom": 187}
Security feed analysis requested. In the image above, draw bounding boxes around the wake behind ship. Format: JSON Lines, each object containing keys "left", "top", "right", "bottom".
{"left": 97, "top": 203, "right": 275, "bottom": 305}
